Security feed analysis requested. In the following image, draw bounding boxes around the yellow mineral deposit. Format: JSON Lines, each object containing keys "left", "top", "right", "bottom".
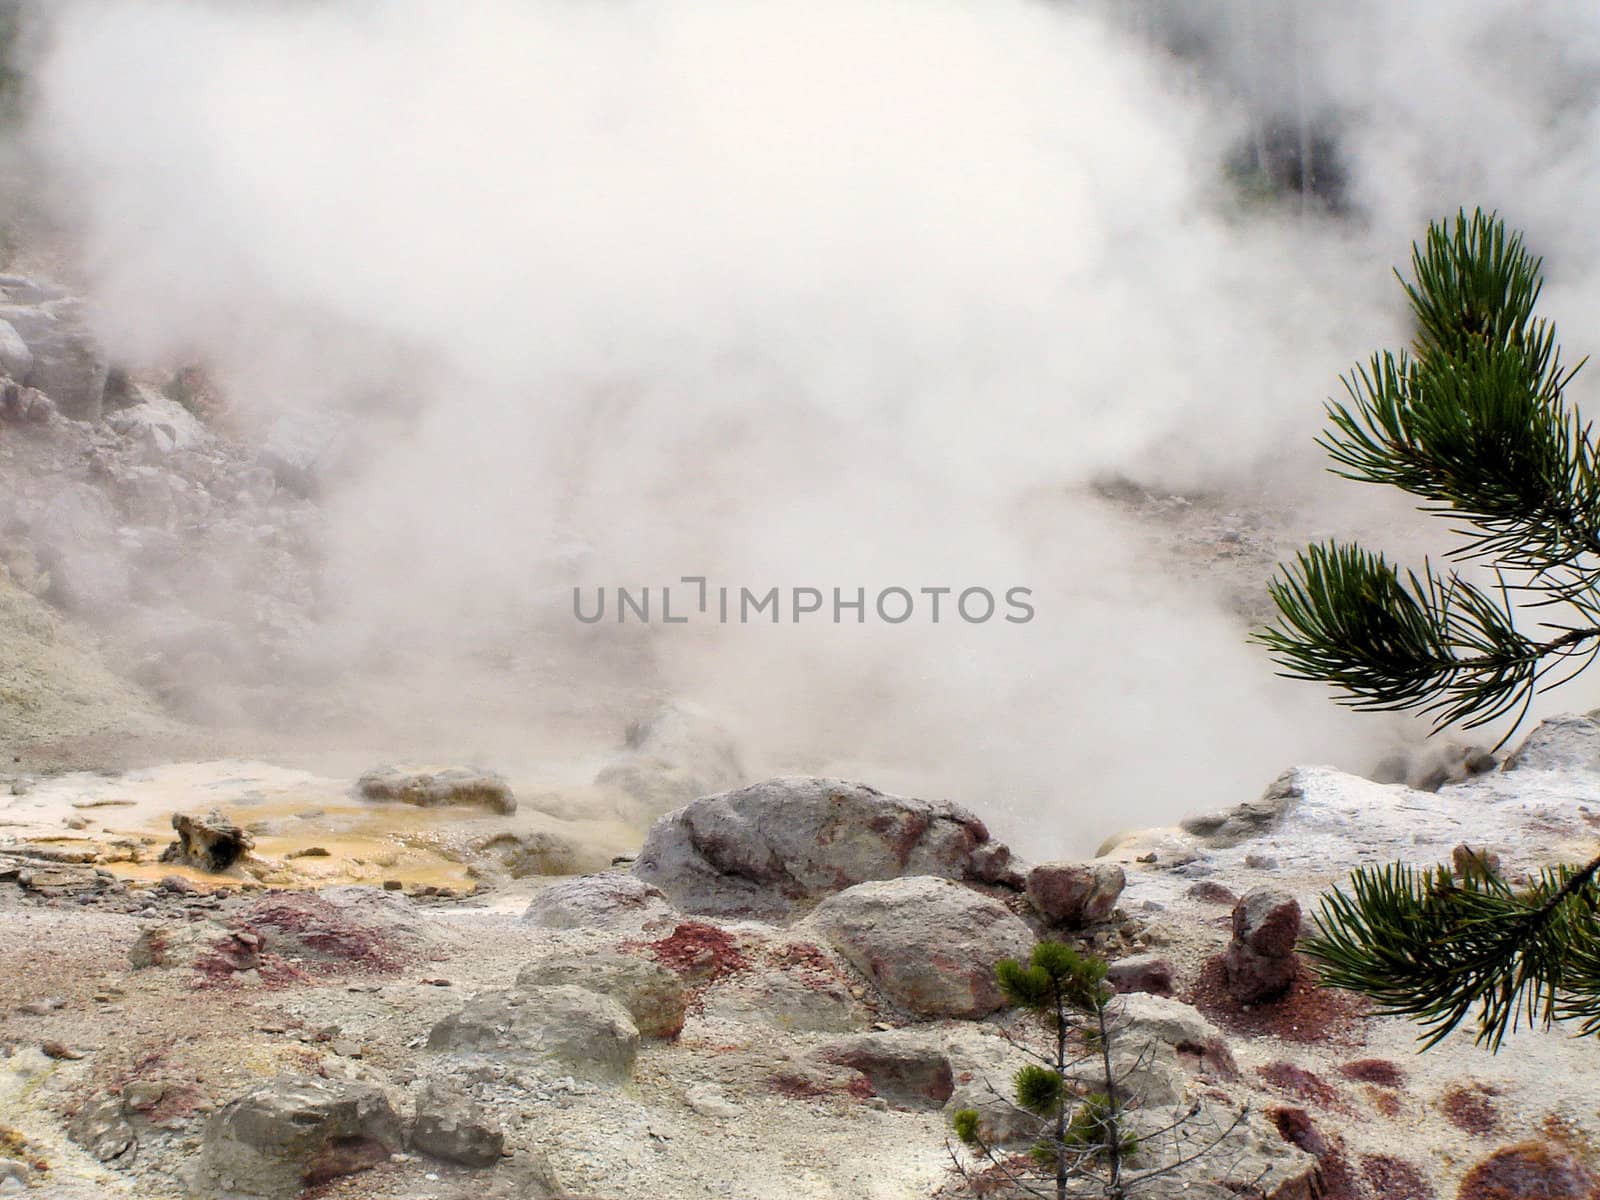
{"left": 2, "top": 761, "right": 635, "bottom": 894}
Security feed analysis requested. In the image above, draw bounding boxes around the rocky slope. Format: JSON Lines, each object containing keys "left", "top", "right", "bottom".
{"left": 3, "top": 716, "right": 1599, "bottom": 1199}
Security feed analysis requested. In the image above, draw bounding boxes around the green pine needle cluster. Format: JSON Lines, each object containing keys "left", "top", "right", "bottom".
{"left": 1303, "top": 855, "right": 1600, "bottom": 1050}
{"left": 1259, "top": 207, "right": 1600, "bottom": 1052}
{"left": 1255, "top": 208, "right": 1600, "bottom": 738}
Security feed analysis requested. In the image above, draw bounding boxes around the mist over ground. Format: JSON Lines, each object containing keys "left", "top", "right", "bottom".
{"left": 17, "top": 0, "right": 1600, "bottom": 851}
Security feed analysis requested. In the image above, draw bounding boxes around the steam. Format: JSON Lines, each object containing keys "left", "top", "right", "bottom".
{"left": 21, "top": 0, "right": 1600, "bottom": 851}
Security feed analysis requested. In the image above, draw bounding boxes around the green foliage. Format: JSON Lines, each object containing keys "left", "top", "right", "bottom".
{"left": 1014, "top": 1065, "right": 1064, "bottom": 1117}
{"left": 947, "top": 941, "right": 1240, "bottom": 1199}
{"left": 997, "top": 941, "right": 1111, "bottom": 1014}
{"left": 952, "top": 1108, "right": 981, "bottom": 1147}
{"left": 1304, "top": 856, "right": 1600, "bottom": 1050}
{"left": 1062, "top": 1093, "right": 1140, "bottom": 1159}
{"left": 1261, "top": 207, "right": 1600, "bottom": 1051}
{"left": 1255, "top": 208, "right": 1600, "bottom": 738}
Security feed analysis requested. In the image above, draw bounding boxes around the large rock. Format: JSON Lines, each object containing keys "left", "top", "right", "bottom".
{"left": 1222, "top": 889, "right": 1302, "bottom": 1004}
{"left": 129, "top": 922, "right": 264, "bottom": 980}
{"left": 160, "top": 810, "right": 253, "bottom": 872}
{"left": 356, "top": 766, "right": 517, "bottom": 815}
{"left": 427, "top": 986, "right": 640, "bottom": 1084}
{"left": 1116, "top": 993, "right": 1229, "bottom": 1056}
{"left": 12, "top": 301, "right": 108, "bottom": 422}
{"left": 191, "top": 1076, "right": 403, "bottom": 1199}
{"left": 1457, "top": 1142, "right": 1600, "bottom": 1200}
{"left": 594, "top": 702, "right": 747, "bottom": 825}
{"left": 521, "top": 872, "right": 677, "bottom": 934}
{"left": 633, "top": 777, "right": 1017, "bottom": 920}
{"left": 105, "top": 389, "right": 210, "bottom": 454}
{"left": 1503, "top": 712, "right": 1600, "bottom": 773}
{"left": 1106, "top": 953, "right": 1176, "bottom": 997}
{"left": 813, "top": 1032, "right": 953, "bottom": 1110}
{"left": 410, "top": 1081, "right": 504, "bottom": 1168}
{"left": 68, "top": 1095, "right": 137, "bottom": 1163}
{"left": 516, "top": 952, "right": 688, "bottom": 1038}
{"left": 804, "top": 876, "right": 1034, "bottom": 1018}
{"left": 1025, "top": 861, "right": 1125, "bottom": 927}
{"left": 0, "top": 318, "right": 32, "bottom": 380}
{"left": 1181, "top": 770, "right": 1302, "bottom": 848}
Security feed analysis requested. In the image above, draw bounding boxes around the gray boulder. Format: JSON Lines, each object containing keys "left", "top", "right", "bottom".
{"left": 3, "top": 300, "right": 108, "bottom": 422}
{"left": 1116, "top": 993, "right": 1228, "bottom": 1054}
{"left": 633, "top": 776, "right": 1017, "bottom": 920}
{"left": 521, "top": 872, "right": 677, "bottom": 933}
{"left": 68, "top": 1095, "right": 137, "bottom": 1163}
{"left": 594, "top": 702, "right": 747, "bottom": 825}
{"left": 191, "top": 1076, "right": 403, "bottom": 1199}
{"left": 411, "top": 1081, "right": 504, "bottom": 1168}
{"left": 1503, "top": 711, "right": 1600, "bottom": 772}
{"left": 804, "top": 876, "right": 1034, "bottom": 1018}
{"left": 427, "top": 986, "right": 639, "bottom": 1084}
{"left": 357, "top": 766, "right": 517, "bottom": 815}
{"left": 1180, "top": 770, "right": 1302, "bottom": 848}
{"left": 106, "top": 389, "right": 210, "bottom": 454}
{"left": 516, "top": 952, "right": 688, "bottom": 1038}
{"left": 0, "top": 318, "right": 32, "bottom": 380}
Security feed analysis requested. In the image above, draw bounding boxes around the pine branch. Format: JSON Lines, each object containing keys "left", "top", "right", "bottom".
{"left": 1253, "top": 541, "right": 1600, "bottom": 738}
{"left": 1302, "top": 853, "right": 1600, "bottom": 1050}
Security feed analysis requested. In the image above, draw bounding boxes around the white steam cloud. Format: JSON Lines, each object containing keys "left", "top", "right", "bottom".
{"left": 22, "top": 0, "right": 1600, "bottom": 851}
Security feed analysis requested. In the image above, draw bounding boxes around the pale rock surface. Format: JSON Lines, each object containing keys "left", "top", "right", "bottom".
{"left": 804, "top": 875, "right": 1034, "bottom": 1018}
{"left": 515, "top": 951, "right": 689, "bottom": 1038}
{"left": 521, "top": 872, "right": 678, "bottom": 933}
{"left": 426, "top": 985, "right": 641, "bottom": 1084}
{"left": 410, "top": 1080, "right": 505, "bottom": 1168}
{"left": 633, "top": 776, "right": 1016, "bottom": 919}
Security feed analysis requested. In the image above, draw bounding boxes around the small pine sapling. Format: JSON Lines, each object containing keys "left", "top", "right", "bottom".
{"left": 948, "top": 942, "right": 1249, "bottom": 1200}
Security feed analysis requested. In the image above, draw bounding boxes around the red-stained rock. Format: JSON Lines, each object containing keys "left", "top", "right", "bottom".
{"left": 1362, "top": 1154, "right": 1435, "bottom": 1200}
{"left": 1224, "top": 888, "right": 1302, "bottom": 1003}
{"left": 1456, "top": 1143, "right": 1600, "bottom": 1200}
{"left": 1025, "top": 862, "right": 1125, "bottom": 927}
{"left": 1233, "top": 888, "right": 1302, "bottom": 957}
{"left": 1186, "top": 880, "right": 1239, "bottom": 906}
{"left": 1338, "top": 1058, "right": 1406, "bottom": 1088}
{"left": 1441, "top": 1084, "right": 1501, "bottom": 1136}
{"left": 1106, "top": 953, "right": 1176, "bottom": 996}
